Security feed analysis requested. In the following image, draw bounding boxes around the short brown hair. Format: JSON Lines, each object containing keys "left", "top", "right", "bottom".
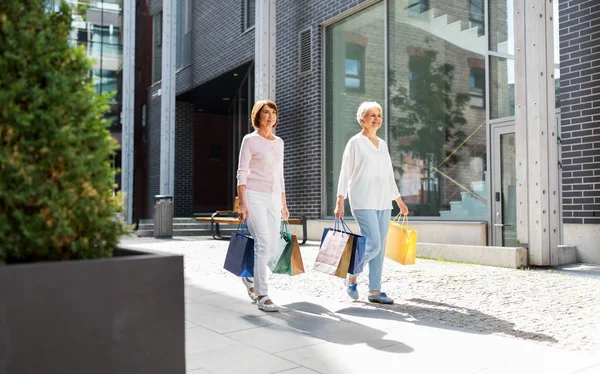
{"left": 251, "top": 99, "right": 278, "bottom": 129}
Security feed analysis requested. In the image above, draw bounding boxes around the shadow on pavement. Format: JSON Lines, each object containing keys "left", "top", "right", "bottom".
{"left": 551, "top": 264, "right": 600, "bottom": 278}
{"left": 182, "top": 280, "right": 414, "bottom": 355}
{"left": 262, "top": 301, "right": 414, "bottom": 353}
{"left": 335, "top": 298, "right": 557, "bottom": 344}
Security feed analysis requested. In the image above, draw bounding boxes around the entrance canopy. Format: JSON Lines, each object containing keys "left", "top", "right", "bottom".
{"left": 178, "top": 61, "right": 253, "bottom": 115}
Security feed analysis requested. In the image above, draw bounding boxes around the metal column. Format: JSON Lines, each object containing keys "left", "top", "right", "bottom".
{"left": 254, "top": 0, "right": 276, "bottom": 101}
{"left": 121, "top": 0, "right": 136, "bottom": 225}
{"left": 160, "top": 0, "right": 177, "bottom": 196}
{"left": 514, "top": 0, "right": 560, "bottom": 265}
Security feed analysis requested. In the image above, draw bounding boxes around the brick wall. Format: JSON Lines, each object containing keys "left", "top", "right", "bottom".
{"left": 559, "top": 0, "right": 600, "bottom": 224}
{"left": 189, "top": 0, "right": 255, "bottom": 88}
{"left": 174, "top": 100, "right": 195, "bottom": 216}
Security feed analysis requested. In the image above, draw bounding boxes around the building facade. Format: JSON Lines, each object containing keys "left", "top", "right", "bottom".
{"left": 131, "top": 0, "right": 600, "bottom": 263}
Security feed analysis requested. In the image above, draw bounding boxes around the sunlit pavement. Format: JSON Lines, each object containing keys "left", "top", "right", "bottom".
{"left": 123, "top": 237, "right": 600, "bottom": 374}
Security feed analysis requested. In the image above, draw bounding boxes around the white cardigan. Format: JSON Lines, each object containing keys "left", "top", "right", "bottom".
{"left": 336, "top": 133, "right": 401, "bottom": 210}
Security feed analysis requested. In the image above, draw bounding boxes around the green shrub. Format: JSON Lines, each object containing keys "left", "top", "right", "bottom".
{"left": 0, "top": 1, "right": 129, "bottom": 264}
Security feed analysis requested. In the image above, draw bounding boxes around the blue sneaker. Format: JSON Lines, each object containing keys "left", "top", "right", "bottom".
{"left": 345, "top": 280, "right": 359, "bottom": 300}
{"left": 368, "top": 292, "right": 394, "bottom": 304}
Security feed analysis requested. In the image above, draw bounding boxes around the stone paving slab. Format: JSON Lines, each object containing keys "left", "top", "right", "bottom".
{"left": 122, "top": 237, "right": 600, "bottom": 373}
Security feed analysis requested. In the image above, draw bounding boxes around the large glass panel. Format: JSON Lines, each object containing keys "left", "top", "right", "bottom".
{"left": 500, "top": 132, "right": 517, "bottom": 246}
{"left": 325, "top": 2, "right": 385, "bottom": 216}
{"left": 490, "top": 56, "right": 515, "bottom": 119}
{"left": 489, "top": 0, "right": 514, "bottom": 55}
{"left": 387, "top": 0, "right": 487, "bottom": 218}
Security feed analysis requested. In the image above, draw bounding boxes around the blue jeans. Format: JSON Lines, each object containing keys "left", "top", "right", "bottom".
{"left": 350, "top": 209, "right": 391, "bottom": 292}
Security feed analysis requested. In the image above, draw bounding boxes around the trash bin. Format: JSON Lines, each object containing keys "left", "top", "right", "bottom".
{"left": 154, "top": 195, "right": 173, "bottom": 238}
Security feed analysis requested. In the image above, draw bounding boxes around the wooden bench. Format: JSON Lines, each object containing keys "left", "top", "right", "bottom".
{"left": 196, "top": 197, "right": 307, "bottom": 244}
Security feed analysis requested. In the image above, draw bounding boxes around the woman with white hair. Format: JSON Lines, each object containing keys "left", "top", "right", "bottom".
{"left": 335, "top": 101, "right": 409, "bottom": 304}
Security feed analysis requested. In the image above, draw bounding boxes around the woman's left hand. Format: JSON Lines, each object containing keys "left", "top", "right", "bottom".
{"left": 282, "top": 205, "right": 290, "bottom": 220}
{"left": 397, "top": 198, "right": 409, "bottom": 215}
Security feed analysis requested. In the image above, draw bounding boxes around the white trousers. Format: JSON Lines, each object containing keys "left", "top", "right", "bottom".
{"left": 246, "top": 190, "right": 281, "bottom": 296}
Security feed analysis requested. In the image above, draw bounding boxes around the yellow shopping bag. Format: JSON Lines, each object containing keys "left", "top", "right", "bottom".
{"left": 385, "top": 214, "right": 417, "bottom": 265}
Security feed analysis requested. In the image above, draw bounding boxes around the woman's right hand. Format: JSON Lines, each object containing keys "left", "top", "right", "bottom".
{"left": 334, "top": 197, "right": 344, "bottom": 220}
{"left": 238, "top": 204, "right": 249, "bottom": 222}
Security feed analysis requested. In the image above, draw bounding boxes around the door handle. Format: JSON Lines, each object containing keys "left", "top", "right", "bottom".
{"left": 495, "top": 212, "right": 503, "bottom": 227}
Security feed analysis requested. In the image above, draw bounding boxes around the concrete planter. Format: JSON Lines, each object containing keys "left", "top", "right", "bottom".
{"left": 0, "top": 245, "right": 185, "bottom": 374}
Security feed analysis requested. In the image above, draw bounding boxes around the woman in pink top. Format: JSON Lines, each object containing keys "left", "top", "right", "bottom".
{"left": 237, "top": 99, "right": 289, "bottom": 312}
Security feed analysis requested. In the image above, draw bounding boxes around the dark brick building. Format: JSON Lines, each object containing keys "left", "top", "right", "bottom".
{"left": 131, "top": 0, "right": 599, "bottom": 263}
{"left": 558, "top": 0, "right": 600, "bottom": 262}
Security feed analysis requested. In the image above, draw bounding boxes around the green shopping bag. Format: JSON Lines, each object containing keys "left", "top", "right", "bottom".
{"left": 268, "top": 222, "right": 292, "bottom": 272}
{"left": 268, "top": 222, "right": 305, "bottom": 275}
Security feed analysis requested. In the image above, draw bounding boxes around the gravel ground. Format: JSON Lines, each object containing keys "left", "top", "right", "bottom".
{"left": 122, "top": 236, "right": 600, "bottom": 353}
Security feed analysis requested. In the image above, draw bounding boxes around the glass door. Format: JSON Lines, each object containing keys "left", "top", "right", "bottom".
{"left": 491, "top": 122, "right": 517, "bottom": 247}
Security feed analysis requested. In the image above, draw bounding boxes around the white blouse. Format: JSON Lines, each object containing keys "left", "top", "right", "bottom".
{"left": 336, "top": 133, "right": 401, "bottom": 210}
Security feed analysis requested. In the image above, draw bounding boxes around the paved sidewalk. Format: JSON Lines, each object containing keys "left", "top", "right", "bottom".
{"left": 122, "top": 237, "right": 600, "bottom": 374}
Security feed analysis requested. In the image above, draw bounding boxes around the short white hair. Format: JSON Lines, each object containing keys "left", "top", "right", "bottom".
{"left": 356, "top": 101, "right": 383, "bottom": 125}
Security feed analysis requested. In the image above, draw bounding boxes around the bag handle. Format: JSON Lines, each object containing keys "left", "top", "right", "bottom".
{"left": 280, "top": 220, "right": 291, "bottom": 233}
{"left": 237, "top": 219, "right": 250, "bottom": 236}
{"left": 391, "top": 213, "right": 408, "bottom": 227}
{"left": 339, "top": 218, "right": 353, "bottom": 234}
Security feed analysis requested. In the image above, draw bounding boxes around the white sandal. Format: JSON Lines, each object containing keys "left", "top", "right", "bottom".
{"left": 241, "top": 277, "right": 256, "bottom": 302}
{"left": 256, "top": 296, "right": 279, "bottom": 312}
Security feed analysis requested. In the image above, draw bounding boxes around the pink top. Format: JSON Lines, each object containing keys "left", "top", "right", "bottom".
{"left": 236, "top": 131, "right": 285, "bottom": 194}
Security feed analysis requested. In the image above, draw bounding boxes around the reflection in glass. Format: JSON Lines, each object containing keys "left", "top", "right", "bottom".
{"left": 62, "top": 0, "right": 124, "bottom": 191}
{"left": 325, "top": 2, "right": 385, "bottom": 216}
{"left": 490, "top": 56, "right": 515, "bottom": 119}
{"left": 386, "top": 0, "right": 487, "bottom": 218}
{"left": 408, "top": 0, "right": 430, "bottom": 17}
{"left": 469, "top": 0, "right": 485, "bottom": 37}
{"left": 555, "top": 68, "right": 561, "bottom": 109}
{"left": 489, "top": 0, "right": 514, "bottom": 55}
{"left": 500, "top": 133, "right": 517, "bottom": 247}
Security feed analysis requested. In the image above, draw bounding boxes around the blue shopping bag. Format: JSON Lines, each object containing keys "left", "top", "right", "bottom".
{"left": 223, "top": 221, "right": 254, "bottom": 277}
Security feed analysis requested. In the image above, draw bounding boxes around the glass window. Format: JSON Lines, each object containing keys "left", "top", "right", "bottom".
{"left": 387, "top": 0, "right": 487, "bottom": 218}
{"left": 489, "top": 0, "right": 514, "bottom": 55}
{"left": 325, "top": 2, "right": 385, "bottom": 216}
{"left": 153, "top": 12, "right": 163, "bottom": 83}
{"left": 408, "top": 0, "right": 429, "bottom": 17}
{"left": 245, "top": 0, "right": 256, "bottom": 30}
{"left": 345, "top": 43, "right": 365, "bottom": 91}
{"left": 469, "top": 0, "right": 485, "bottom": 37}
{"left": 490, "top": 56, "right": 515, "bottom": 119}
{"left": 176, "top": 0, "right": 192, "bottom": 69}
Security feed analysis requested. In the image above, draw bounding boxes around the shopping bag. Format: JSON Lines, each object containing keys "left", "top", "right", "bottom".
{"left": 385, "top": 214, "right": 417, "bottom": 265}
{"left": 333, "top": 235, "right": 354, "bottom": 278}
{"left": 313, "top": 220, "right": 352, "bottom": 278}
{"left": 223, "top": 221, "right": 255, "bottom": 277}
{"left": 269, "top": 221, "right": 305, "bottom": 276}
{"left": 338, "top": 219, "right": 366, "bottom": 275}
{"left": 289, "top": 234, "right": 305, "bottom": 275}
{"left": 268, "top": 222, "right": 293, "bottom": 272}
